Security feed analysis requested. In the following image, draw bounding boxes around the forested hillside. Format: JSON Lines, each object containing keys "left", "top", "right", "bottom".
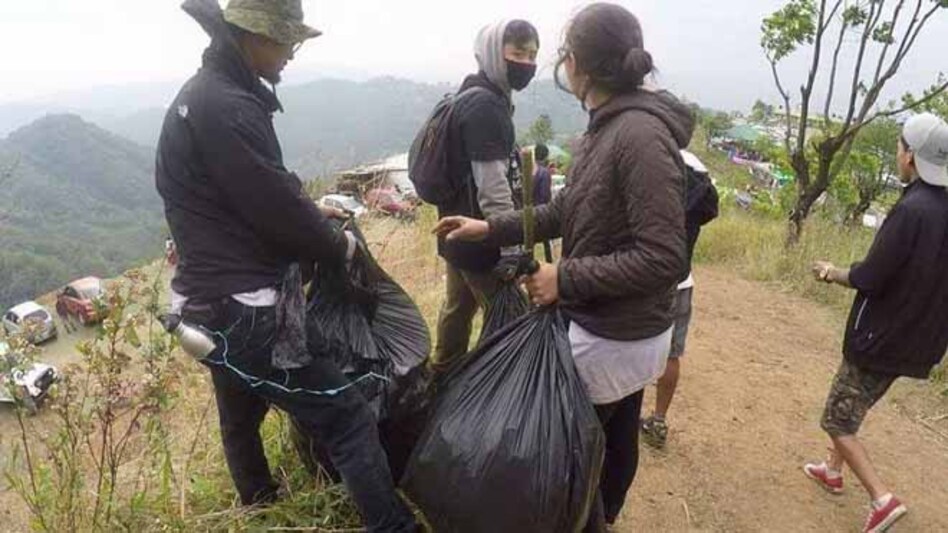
{"left": 0, "top": 114, "right": 163, "bottom": 309}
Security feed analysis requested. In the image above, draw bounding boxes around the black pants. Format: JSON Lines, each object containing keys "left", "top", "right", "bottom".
{"left": 187, "top": 298, "right": 416, "bottom": 533}
{"left": 584, "top": 389, "right": 645, "bottom": 532}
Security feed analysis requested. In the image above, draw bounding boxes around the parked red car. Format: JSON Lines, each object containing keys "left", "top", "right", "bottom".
{"left": 364, "top": 188, "right": 415, "bottom": 218}
{"left": 56, "top": 277, "right": 107, "bottom": 325}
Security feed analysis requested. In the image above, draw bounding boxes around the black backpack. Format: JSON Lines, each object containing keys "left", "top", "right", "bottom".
{"left": 408, "top": 87, "right": 487, "bottom": 206}
{"left": 685, "top": 164, "right": 719, "bottom": 227}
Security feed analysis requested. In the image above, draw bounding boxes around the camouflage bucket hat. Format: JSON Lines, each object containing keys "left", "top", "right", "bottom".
{"left": 223, "top": 0, "right": 322, "bottom": 45}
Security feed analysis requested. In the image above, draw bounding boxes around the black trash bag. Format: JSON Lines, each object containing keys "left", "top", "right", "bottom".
{"left": 293, "top": 220, "right": 433, "bottom": 482}
{"left": 401, "top": 309, "right": 605, "bottom": 533}
{"left": 477, "top": 282, "right": 528, "bottom": 345}
{"left": 372, "top": 276, "right": 432, "bottom": 376}
{"left": 288, "top": 364, "right": 434, "bottom": 483}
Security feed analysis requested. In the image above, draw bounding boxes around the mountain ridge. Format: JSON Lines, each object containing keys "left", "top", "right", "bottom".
{"left": 0, "top": 114, "right": 164, "bottom": 310}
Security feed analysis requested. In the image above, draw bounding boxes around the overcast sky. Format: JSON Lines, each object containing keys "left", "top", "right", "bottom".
{"left": 1, "top": 0, "right": 946, "bottom": 112}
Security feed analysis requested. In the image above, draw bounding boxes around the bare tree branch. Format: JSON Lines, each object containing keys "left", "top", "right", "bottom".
{"left": 822, "top": 0, "right": 846, "bottom": 31}
{"left": 823, "top": 5, "right": 850, "bottom": 125}
{"left": 854, "top": 1, "right": 940, "bottom": 127}
{"left": 795, "top": 0, "right": 832, "bottom": 157}
{"left": 891, "top": 0, "right": 926, "bottom": 66}
{"left": 872, "top": 0, "right": 912, "bottom": 85}
{"left": 842, "top": 0, "right": 884, "bottom": 130}
{"left": 857, "top": 79, "right": 948, "bottom": 132}
{"left": 770, "top": 59, "right": 795, "bottom": 155}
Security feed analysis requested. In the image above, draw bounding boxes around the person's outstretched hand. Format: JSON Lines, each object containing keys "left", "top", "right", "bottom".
{"left": 812, "top": 261, "right": 834, "bottom": 282}
{"left": 433, "top": 216, "right": 489, "bottom": 242}
{"left": 524, "top": 263, "right": 559, "bottom": 306}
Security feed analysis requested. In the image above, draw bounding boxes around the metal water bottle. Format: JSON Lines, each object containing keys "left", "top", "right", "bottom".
{"left": 160, "top": 314, "right": 217, "bottom": 361}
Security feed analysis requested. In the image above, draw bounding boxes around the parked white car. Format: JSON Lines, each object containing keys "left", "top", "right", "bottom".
{"left": 2, "top": 301, "right": 57, "bottom": 344}
{"left": 319, "top": 194, "right": 368, "bottom": 218}
{"left": 0, "top": 341, "right": 59, "bottom": 412}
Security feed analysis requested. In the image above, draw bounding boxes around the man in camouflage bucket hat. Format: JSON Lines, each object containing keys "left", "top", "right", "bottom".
{"left": 155, "top": 1, "right": 417, "bottom": 531}
{"left": 222, "top": 0, "right": 319, "bottom": 84}
{"left": 224, "top": 0, "right": 322, "bottom": 44}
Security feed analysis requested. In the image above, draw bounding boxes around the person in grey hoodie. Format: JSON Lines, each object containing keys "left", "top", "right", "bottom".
{"left": 432, "top": 20, "right": 539, "bottom": 369}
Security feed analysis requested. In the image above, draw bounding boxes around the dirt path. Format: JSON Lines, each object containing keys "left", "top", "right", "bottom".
{"left": 618, "top": 266, "right": 948, "bottom": 533}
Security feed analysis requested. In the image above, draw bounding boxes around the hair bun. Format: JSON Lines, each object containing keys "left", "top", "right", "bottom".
{"left": 622, "top": 48, "right": 653, "bottom": 86}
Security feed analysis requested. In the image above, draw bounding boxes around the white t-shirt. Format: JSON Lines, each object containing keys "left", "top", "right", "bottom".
{"left": 568, "top": 322, "right": 672, "bottom": 405}
{"left": 677, "top": 272, "right": 695, "bottom": 290}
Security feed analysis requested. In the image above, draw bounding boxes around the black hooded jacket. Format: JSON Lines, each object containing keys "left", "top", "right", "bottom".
{"left": 844, "top": 180, "right": 948, "bottom": 378}
{"left": 156, "top": 0, "right": 346, "bottom": 300}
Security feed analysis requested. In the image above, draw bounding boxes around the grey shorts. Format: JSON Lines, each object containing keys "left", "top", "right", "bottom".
{"left": 820, "top": 359, "right": 897, "bottom": 437}
{"left": 669, "top": 287, "right": 693, "bottom": 359}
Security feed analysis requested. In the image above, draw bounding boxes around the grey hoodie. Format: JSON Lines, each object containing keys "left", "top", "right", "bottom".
{"left": 474, "top": 19, "right": 512, "bottom": 96}
{"left": 470, "top": 20, "right": 517, "bottom": 224}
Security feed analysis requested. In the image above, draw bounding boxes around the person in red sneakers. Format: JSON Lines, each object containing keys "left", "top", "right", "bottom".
{"left": 804, "top": 113, "right": 948, "bottom": 533}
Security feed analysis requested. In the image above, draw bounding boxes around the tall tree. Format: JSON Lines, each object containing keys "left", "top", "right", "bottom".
{"left": 703, "top": 111, "right": 735, "bottom": 138}
{"left": 527, "top": 114, "right": 555, "bottom": 145}
{"left": 761, "top": 0, "right": 948, "bottom": 243}
{"left": 751, "top": 99, "right": 776, "bottom": 122}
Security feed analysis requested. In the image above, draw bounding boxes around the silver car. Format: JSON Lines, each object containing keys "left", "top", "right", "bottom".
{"left": 319, "top": 194, "right": 368, "bottom": 218}
{"left": 2, "top": 301, "right": 58, "bottom": 344}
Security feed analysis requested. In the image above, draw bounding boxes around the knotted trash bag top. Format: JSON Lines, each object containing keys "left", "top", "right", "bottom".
{"left": 402, "top": 308, "right": 605, "bottom": 533}
{"left": 477, "top": 281, "right": 528, "bottom": 346}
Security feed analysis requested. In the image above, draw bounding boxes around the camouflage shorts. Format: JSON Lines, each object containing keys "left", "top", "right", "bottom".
{"left": 820, "top": 359, "right": 897, "bottom": 437}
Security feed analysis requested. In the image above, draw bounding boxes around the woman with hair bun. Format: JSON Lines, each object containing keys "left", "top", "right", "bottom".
{"left": 434, "top": 3, "right": 695, "bottom": 530}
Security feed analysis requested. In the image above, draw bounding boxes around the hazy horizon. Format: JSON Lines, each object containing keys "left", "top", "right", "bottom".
{"left": 2, "top": 0, "right": 947, "bottom": 115}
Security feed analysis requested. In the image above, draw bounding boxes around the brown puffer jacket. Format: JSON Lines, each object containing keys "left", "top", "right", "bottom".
{"left": 488, "top": 89, "right": 694, "bottom": 341}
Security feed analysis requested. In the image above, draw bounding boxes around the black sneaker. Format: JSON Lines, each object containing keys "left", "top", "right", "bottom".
{"left": 641, "top": 416, "right": 668, "bottom": 449}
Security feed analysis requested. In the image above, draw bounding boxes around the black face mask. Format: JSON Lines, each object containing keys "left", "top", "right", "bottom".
{"left": 506, "top": 60, "right": 537, "bottom": 91}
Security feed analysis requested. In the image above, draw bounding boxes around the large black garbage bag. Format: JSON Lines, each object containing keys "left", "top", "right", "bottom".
{"left": 477, "top": 282, "right": 528, "bottom": 345}
{"left": 401, "top": 309, "right": 604, "bottom": 533}
{"left": 372, "top": 278, "right": 432, "bottom": 376}
{"left": 289, "top": 363, "right": 434, "bottom": 483}
{"left": 304, "top": 222, "right": 430, "bottom": 413}
{"left": 293, "top": 221, "right": 433, "bottom": 481}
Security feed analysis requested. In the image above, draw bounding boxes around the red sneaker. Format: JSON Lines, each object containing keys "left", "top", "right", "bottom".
{"left": 863, "top": 496, "right": 907, "bottom": 533}
{"left": 803, "top": 461, "right": 844, "bottom": 495}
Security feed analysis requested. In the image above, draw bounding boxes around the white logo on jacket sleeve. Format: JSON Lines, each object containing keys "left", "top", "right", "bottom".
{"left": 177, "top": 105, "right": 189, "bottom": 119}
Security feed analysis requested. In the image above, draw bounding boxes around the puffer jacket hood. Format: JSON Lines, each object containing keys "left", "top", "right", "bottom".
{"left": 589, "top": 88, "right": 695, "bottom": 149}
{"left": 474, "top": 20, "right": 512, "bottom": 95}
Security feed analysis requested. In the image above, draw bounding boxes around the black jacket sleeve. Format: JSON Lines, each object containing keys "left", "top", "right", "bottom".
{"left": 193, "top": 97, "right": 347, "bottom": 265}
{"left": 849, "top": 203, "right": 917, "bottom": 296}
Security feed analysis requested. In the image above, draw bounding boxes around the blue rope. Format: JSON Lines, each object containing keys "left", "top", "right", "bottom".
{"left": 204, "top": 329, "right": 389, "bottom": 397}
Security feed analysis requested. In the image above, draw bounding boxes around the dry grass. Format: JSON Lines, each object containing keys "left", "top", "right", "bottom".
{"left": 693, "top": 206, "right": 876, "bottom": 313}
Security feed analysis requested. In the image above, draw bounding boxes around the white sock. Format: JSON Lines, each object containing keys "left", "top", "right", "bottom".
{"left": 873, "top": 493, "right": 893, "bottom": 510}
{"left": 822, "top": 462, "right": 842, "bottom": 479}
